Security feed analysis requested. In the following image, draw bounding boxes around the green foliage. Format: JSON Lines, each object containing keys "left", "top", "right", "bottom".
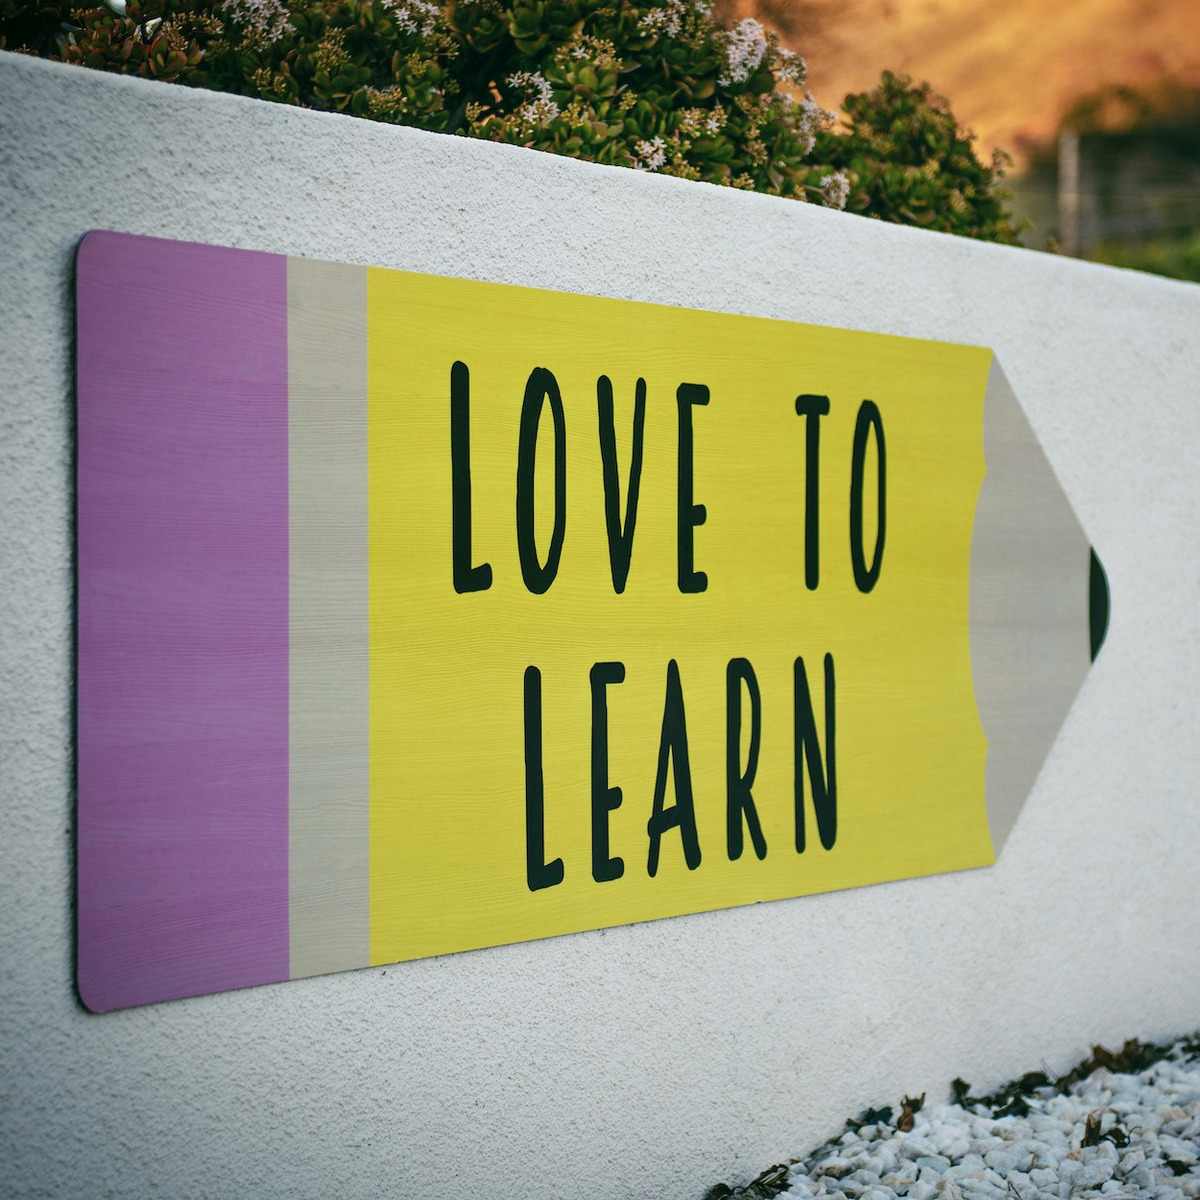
{"left": 3, "top": 1, "right": 208, "bottom": 80}
{"left": 807, "top": 70, "right": 1022, "bottom": 244}
{"left": 0, "top": 1, "right": 70, "bottom": 53}
{"left": 1091, "top": 234, "right": 1200, "bottom": 283}
{"left": 215, "top": 1, "right": 456, "bottom": 128}
{"left": 2, "top": 3, "right": 1018, "bottom": 240}
{"left": 445, "top": 0, "right": 826, "bottom": 194}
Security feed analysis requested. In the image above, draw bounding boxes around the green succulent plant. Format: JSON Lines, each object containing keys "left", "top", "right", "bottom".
{"left": 2, "top": 2, "right": 1018, "bottom": 240}
{"left": 805, "top": 70, "right": 1021, "bottom": 244}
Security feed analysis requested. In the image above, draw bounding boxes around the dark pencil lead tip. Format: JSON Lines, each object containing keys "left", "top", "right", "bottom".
{"left": 1089, "top": 547, "right": 1109, "bottom": 662}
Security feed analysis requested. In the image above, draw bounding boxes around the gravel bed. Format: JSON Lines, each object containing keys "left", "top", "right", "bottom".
{"left": 707, "top": 1036, "right": 1200, "bottom": 1200}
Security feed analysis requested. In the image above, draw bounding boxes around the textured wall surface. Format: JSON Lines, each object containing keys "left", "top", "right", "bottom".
{"left": 3, "top": 50, "right": 1199, "bottom": 1200}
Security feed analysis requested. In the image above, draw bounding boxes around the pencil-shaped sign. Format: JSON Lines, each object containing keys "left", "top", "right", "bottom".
{"left": 76, "top": 231, "right": 1108, "bottom": 1012}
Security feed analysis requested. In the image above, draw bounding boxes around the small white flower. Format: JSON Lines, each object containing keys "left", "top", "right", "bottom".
{"left": 774, "top": 49, "right": 805, "bottom": 86}
{"left": 383, "top": 0, "right": 441, "bottom": 37}
{"left": 793, "top": 94, "right": 835, "bottom": 156}
{"left": 638, "top": 0, "right": 693, "bottom": 38}
{"left": 819, "top": 170, "right": 850, "bottom": 210}
{"left": 523, "top": 98, "right": 561, "bottom": 125}
{"left": 799, "top": 96, "right": 835, "bottom": 126}
{"left": 221, "top": 0, "right": 290, "bottom": 41}
{"left": 634, "top": 136, "right": 668, "bottom": 170}
{"left": 507, "top": 71, "right": 559, "bottom": 127}
{"left": 558, "top": 34, "right": 621, "bottom": 70}
{"left": 508, "top": 70, "right": 554, "bottom": 105}
{"left": 718, "top": 17, "right": 767, "bottom": 86}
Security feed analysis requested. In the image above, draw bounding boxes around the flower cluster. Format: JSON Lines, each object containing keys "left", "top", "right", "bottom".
{"left": 677, "top": 106, "right": 726, "bottom": 136}
{"left": 634, "top": 136, "right": 668, "bottom": 170}
{"left": 818, "top": 169, "right": 850, "bottom": 209}
{"left": 718, "top": 17, "right": 767, "bottom": 86}
{"left": 794, "top": 95, "right": 836, "bottom": 156}
{"left": 561, "top": 34, "right": 619, "bottom": 69}
{"left": 221, "top": 0, "right": 289, "bottom": 41}
{"left": 638, "top": 0, "right": 691, "bottom": 39}
{"left": 506, "top": 69, "right": 559, "bottom": 127}
{"left": 774, "top": 48, "right": 804, "bottom": 87}
{"left": 385, "top": 0, "right": 441, "bottom": 36}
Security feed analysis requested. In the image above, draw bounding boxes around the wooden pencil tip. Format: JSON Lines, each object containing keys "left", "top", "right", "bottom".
{"left": 1089, "top": 548, "right": 1109, "bottom": 662}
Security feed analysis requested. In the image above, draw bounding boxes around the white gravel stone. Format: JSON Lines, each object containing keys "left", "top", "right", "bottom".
{"left": 778, "top": 1041, "right": 1200, "bottom": 1200}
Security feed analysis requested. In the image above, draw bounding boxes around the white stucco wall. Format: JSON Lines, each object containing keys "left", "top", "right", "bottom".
{"left": 3, "top": 50, "right": 1200, "bottom": 1200}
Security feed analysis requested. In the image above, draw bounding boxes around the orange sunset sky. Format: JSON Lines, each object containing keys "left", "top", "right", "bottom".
{"left": 723, "top": 0, "right": 1200, "bottom": 163}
